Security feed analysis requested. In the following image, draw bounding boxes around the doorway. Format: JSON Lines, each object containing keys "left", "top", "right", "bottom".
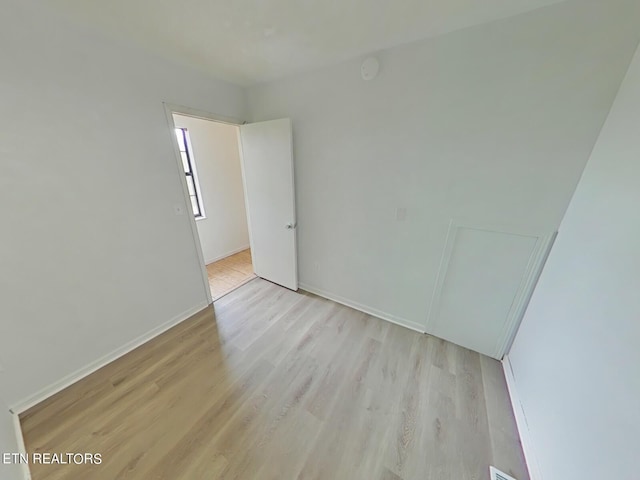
{"left": 171, "top": 111, "right": 254, "bottom": 301}
{"left": 164, "top": 104, "right": 299, "bottom": 304}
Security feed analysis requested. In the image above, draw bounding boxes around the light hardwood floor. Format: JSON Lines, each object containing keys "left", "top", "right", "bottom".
{"left": 206, "top": 249, "right": 255, "bottom": 300}
{"left": 20, "top": 279, "right": 529, "bottom": 480}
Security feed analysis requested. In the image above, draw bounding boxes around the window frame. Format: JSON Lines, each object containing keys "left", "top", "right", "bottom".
{"left": 175, "top": 127, "right": 206, "bottom": 220}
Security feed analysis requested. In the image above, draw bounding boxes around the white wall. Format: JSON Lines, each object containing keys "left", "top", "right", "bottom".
{"left": 172, "top": 115, "right": 249, "bottom": 265}
{"left": 0, "top": 0, "right": 246, "bottom": 407}
{"left": 507, "top": 43, "right": 640, "bottom": 480}
{"left": 0, "top": 411, "right": 22, "bottom": 480}
{"left": 247, "top": 0, "right": 640, "bottom": 333}
{"left": 0, "top": 382, "right": 22, "bottom": 480}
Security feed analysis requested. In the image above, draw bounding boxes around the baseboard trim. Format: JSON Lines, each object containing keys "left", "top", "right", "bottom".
{"left": 299, "top": 282, "right": 425, "bottom": 333}
{"left": 502, "top": 355, "right": 543, "bottom": 480}
{"left": 204, "top": 245, "right": 250, "bottom": 266}
{"left": 10, "top": 301, "right": 210, "bottom": 415}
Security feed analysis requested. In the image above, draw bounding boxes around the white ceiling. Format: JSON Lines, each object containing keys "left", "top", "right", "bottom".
{"left": 45, "top": 0, "right": 565, "bottom": 85}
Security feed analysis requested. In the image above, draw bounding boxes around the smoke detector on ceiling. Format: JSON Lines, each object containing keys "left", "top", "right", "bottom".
{"left": 361, "top": 56, "right": 379, "bottom": 81}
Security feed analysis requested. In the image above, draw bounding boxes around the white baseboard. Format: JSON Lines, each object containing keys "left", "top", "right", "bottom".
{"left": 298, "top": 282, "right": 425, "bottom": 333}
{"left": 502, "top": 354, "right": 543, "bottom": 480}
{"left": 11, "top": 411, "right": 30, "bottom": 480}
{"left": 205, "top": 245, "right": 250, "bottom": 266}
{"left": 10, "top": 301, "right": 210, "bottom": 415}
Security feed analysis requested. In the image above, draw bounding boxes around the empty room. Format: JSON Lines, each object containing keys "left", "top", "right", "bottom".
{"left": 1, "top": 0, "right": 639, "bottom": 479}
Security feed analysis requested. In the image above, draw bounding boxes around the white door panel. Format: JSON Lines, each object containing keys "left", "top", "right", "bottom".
{"left": 240, "top": 118, "right": 298, "bottom": 290}
{"left": 428, "top": 223, "right": 553, "bottom": 359}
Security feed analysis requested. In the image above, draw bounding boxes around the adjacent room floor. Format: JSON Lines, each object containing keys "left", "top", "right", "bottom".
{"left": 20, "top": 279, "right": 529, "bottom": 480}
{"left": 206, "top": 248, "right": 255, "bottom": 300}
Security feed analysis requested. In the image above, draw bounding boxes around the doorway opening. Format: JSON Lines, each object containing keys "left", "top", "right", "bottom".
{"left": 164, "top": 103, "right": 299, "bottom": 305}
{"left": 171, "top": 110, "right": 255, "bottom": 301}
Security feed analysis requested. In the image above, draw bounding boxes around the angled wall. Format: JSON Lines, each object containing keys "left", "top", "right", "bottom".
{"left": 508, "top": 41, "right": 640, "bottom": 480}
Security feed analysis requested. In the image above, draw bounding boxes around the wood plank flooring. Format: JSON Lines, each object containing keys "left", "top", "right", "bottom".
{"left": 20, "top": 279, "right": 529, "bottom": 480}
{"left": 206, "top": 249, "right": 255, "bottom": 300}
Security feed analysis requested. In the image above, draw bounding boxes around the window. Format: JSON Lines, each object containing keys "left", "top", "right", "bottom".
{"left": 175, "top": 128, "right": 205, "bottom": 218}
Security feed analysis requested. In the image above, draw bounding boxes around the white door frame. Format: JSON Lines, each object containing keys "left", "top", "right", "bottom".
{"left": 162, "top": 102, "right": 245, "bottom": 305}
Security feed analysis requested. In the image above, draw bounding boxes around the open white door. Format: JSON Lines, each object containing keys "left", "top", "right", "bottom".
{"left": 240, "top": 118, "right": 298, "bottom": 291}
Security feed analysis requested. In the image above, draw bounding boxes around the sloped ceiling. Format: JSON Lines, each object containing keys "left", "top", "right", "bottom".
{"left": 42, "top": 0, "right": 565, "bottom": 85}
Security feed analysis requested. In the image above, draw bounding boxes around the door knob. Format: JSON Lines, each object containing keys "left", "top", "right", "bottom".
{"left": 285, "top": 222, "right": 297, "bottom": 229}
